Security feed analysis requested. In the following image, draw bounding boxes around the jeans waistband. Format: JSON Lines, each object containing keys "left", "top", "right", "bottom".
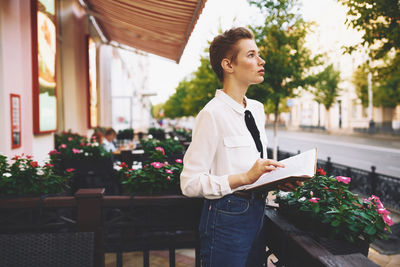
{"left": 232, "top": 190, "right": 266, "bottom": 200}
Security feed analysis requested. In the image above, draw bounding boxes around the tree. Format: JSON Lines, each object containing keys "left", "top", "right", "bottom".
{"left": 162, "top": 55, "right": 221, "bottom": 119}
{"left": 183, "top": 56, "right": 221, "bottom": 116}
{"left": 352, "top": 55, "right": 400, "bottom": 108}
{"left": 313, "top": 64, "right": 341, "bottom": 130}
{"left": 163, "top": 80, "right": 190, "bottom": 118}
{"left": 338, "top": 0, "right": 400, "bottom": 60}
{"left": 248, "top": 0, "right": 322, "bottom": 159}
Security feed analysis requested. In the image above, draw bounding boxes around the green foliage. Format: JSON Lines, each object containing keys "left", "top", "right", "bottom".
{"left": 352, "top": 55, "right": 400, "bottom": 108}
{"left": 118, "top": 160, "right": 183, "bottom": 195}
{"left": 50, "top": 132, "right": 111, "bottom": 174}
{"left": 338, "top": 0, "right": 400, "bottom": 60}
{"left": 248, "top": 0, "right": 322, "bottom": 123}
{"left": 163, "top": 80, "right": 191, "bottom": 118}
{"left": 313, "top": 64, "right": 341, "bottom": 110}
{"left": 172, "top": 127, "right": 192, "bottom": 142}
{"left": 275, "top": 170, "right": 393, "bottom": 244}
{"left": 151, "top": 103, "right": 164, "bottom": 119}
{"left": 140, "top": 138, "right": 184, "bottom": 163}
{"left": 0, "top": 154, "right": 72, "bottom": 196}
{"left": 116, "top": 128, "right": 134, "bottom": 140}
{"left": 352, "top": 63, "right": 370, "bottom": 107}
{"left": 163, "top": 56, "right": 221, "bottom": 118}
{"left": 147, "top": 127, "right": 166, "bottom": 140}
{"left": 183, "top": 57, "right": 221, "bottom": 116}
{"left": 117, "top": 139, "right": 184, "bottom": 195}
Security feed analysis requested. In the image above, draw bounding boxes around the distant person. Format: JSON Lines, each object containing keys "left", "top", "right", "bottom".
{"left": 102, "top": 128, "right": 117, "bottom": 152}
{"left": 91, "top": 131, "right": 104, "bottom": 146}
{"left": 180, "top": 27, "right": 286, "bottom": 267}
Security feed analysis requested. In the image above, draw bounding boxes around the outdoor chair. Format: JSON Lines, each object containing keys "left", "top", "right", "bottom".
{"left": 0, "top": 232, "right": 94, "bottom": 267}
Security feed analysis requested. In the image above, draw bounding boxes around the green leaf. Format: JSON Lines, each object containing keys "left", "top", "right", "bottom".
{"left": 331, "top": 220, "right": 340, "bottom": 227}
{"left": 364, "top": 224, "right": 377, "bottom": 235}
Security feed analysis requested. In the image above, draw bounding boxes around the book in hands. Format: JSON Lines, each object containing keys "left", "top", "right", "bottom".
{"left": 244, "top": 148, "right": 317, "bottom": 191}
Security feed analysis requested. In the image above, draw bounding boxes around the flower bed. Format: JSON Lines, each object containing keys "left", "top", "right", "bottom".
{"left": 275, "top": 169, "right": 393, "bottom": 246}
{"left": 117, "top": 141, "right": 183, "bottom": 194}
{"left": 0, "top": 154, "right": 73, "bottom": 196}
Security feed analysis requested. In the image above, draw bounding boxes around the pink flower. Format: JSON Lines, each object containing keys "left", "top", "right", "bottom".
{"left": 44, "top": 163, "right": 54, "bottom": 167}
{"left": 151, "top": 162, "right": 163, "bottom": 169}
{"left": 30, "top": 161, "right": 39, "bottom": 168}
{"left": 383, "top": 215, "right": 394, "bottom": 226}
{"left": 48, "top": 149, "right": 60, "bottom": 155}
{"left": 68, "top": 137, "right": 73, "bottom": 141}
{"left": 166, "top": 176, "right": 171, "bottom": 181}
{"left": 165, "top": 169, "right": 173, "bottom": 174}
{"left": 336, "top": 176, "right": 351, "bottom": 184}
{"left": 66, "top": 168, "right": 75, "bottom": 173}
{"left": 155, "top": 146, "right": 165, "bottom": 155}
{"left": 60, "top": 144, "right": 67, "bottom": 149}
{"left": 175, "top": 159, "right": 183, "bottom": 164}
{"left": 378, "top": 208, "right": 390, "bottom": 216}
{"left": 308, "top": 197, "right": 320, "bottom": 203}
{"left": 26, "top": 155, "right": 33, "bottom": 159}
{"left": 72, "top": 148, "right": 81, "bottom": 154}
{"left": 164, "top": 161, "right": 169, "bottom": 165}
{"left": 12, "top": 155, "right": 20, "bottom": 160}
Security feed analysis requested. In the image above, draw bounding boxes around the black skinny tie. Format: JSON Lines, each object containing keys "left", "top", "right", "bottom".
{"left": 244, "top": 110, "right": 264, "bottom": 158}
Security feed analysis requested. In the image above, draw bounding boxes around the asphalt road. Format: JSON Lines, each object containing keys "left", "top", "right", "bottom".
{"left": 265, "top": 129, "right": 400, "bottom": 178}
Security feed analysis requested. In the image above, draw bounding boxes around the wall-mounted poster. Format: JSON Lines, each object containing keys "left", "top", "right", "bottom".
{"left": 32, "top": 0, "right": 57, "bottom": 134}
{"left": 87, "top": 36, "right": 98, "bottom": 128}
{"left": 10, "top": 94, "right": 21, "bottom": 149}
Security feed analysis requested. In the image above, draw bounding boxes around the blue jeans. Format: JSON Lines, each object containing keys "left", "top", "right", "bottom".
{"left": 199, "top": 194, "right": 266, "bottom": 267}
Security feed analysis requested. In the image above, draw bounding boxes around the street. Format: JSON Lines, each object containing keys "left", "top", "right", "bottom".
{"left": 265, "top": 129, "right": 400, "bottom": 178}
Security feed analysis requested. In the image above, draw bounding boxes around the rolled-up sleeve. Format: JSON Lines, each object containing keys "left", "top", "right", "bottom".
{"left": 180, "top": 110, "right": 233, "bottom": 199}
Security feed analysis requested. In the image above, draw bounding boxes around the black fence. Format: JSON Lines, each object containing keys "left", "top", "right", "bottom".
{"left": 269, "top": 148, "right": 400, "bottom": 213}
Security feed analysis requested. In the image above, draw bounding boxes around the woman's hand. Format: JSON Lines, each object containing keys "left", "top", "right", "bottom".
{"left": 243, "top": 159, "right": 285, "bottom": 185}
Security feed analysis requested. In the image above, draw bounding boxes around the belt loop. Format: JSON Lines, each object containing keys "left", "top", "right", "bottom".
{"left": 250, "top": 191, "right": 255, "bottom": 204}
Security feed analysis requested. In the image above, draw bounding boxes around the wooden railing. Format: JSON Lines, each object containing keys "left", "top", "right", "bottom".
{"left": 0, "top": 189, "right": 380, "bottom": 267}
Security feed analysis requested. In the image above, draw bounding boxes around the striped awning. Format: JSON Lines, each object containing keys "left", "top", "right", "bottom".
{"left": 83, "top": 0, "right": 206, "bottom": 63}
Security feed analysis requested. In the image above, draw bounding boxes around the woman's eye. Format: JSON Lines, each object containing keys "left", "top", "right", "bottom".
{"left": 248, "top": 53, "right": 254, "bottom": 57}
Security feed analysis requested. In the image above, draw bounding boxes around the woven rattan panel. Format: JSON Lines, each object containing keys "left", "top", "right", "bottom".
{"left": 0, "top": 232, "right": 94, "bottom": 267}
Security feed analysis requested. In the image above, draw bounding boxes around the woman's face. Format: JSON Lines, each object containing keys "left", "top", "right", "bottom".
{"left": 230, "top": 38, "right": 265, "bottom": 85}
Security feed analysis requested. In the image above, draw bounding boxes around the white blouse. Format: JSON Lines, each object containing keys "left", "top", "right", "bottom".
{"left": 180, "top": 90, "right": 268, "bottom": 199}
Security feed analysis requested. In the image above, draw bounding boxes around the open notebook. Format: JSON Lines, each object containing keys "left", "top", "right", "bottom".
{"left": 245, "top": 148, "right": 317, "bottom": 191}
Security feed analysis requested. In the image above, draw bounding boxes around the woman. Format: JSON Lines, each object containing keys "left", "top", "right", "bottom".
{"left": 180, "top": 27, "right": 285, "bottom": 267}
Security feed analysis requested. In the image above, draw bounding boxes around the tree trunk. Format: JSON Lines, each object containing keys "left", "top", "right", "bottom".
{"left": 326, "top": 108, "right": 331, "bottom": 130}
{"left": 273, "top": 99, "right": 279, "bottom": 160}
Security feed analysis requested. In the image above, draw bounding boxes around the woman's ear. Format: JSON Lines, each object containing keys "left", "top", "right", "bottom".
{"left": 221, "top": 58, "right": 234, "bottom": 74}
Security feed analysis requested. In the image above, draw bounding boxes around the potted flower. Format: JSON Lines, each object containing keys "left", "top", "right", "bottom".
{"left": 0, "top": 154, "right": 73, "bottom": 197}
{"left": 117, "top": 143, "right": 183, "bottom": 195}
{"left": 274, "top": 168, "right": 393, "bottom": 256}
{"left": 49, "top": 132, "right": 115, "bottom": 193}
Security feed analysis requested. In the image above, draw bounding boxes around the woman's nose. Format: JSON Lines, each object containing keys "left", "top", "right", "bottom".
{"left": 258, "top": 56, "right": 265, "bottom": 65}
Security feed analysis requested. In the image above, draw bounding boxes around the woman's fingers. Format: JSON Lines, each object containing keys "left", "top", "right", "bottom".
{"left": 265, "top": 159, "right": 285, "bottom": 168}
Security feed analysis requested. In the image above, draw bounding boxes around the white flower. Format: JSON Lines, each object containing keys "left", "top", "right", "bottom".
{"left": 174, "top": 136, "right": 179, "bottom": 141}
{"left": 37, "top": 169, "right": 44, "bottom": 176}
{"left": 92, "top": 142, "right": 99, "bottom": 147}
{"left": 148, "top": 134, "right": 153, "bottom": 139}
{"left": 277, "top": 191, "right": 291, "bottom": 199}
{"left": 299, "top": 197, "right": 306, "bottom": 202}
{"left": 3, "top": 173, "right": 11, "bottom": 177}
{"left": 84, "top": 152, "right": 89, "bottom": 156}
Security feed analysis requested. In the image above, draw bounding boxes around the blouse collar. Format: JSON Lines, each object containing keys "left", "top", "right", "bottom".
{"left": 215, "top": 89, "right": 248, "bottom": 114}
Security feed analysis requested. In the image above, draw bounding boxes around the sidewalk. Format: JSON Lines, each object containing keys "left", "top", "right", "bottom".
{"left": 105, "top": 247, "right": 400, "bottom": 267}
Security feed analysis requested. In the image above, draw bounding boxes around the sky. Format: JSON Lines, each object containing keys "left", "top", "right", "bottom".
{"left": 147, "top": 0, "right": 364, "bottom": 105}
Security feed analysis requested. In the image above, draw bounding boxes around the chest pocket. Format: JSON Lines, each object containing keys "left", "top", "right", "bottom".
{"left": 223, "top": 135, "right": 253, "bottom": 148}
